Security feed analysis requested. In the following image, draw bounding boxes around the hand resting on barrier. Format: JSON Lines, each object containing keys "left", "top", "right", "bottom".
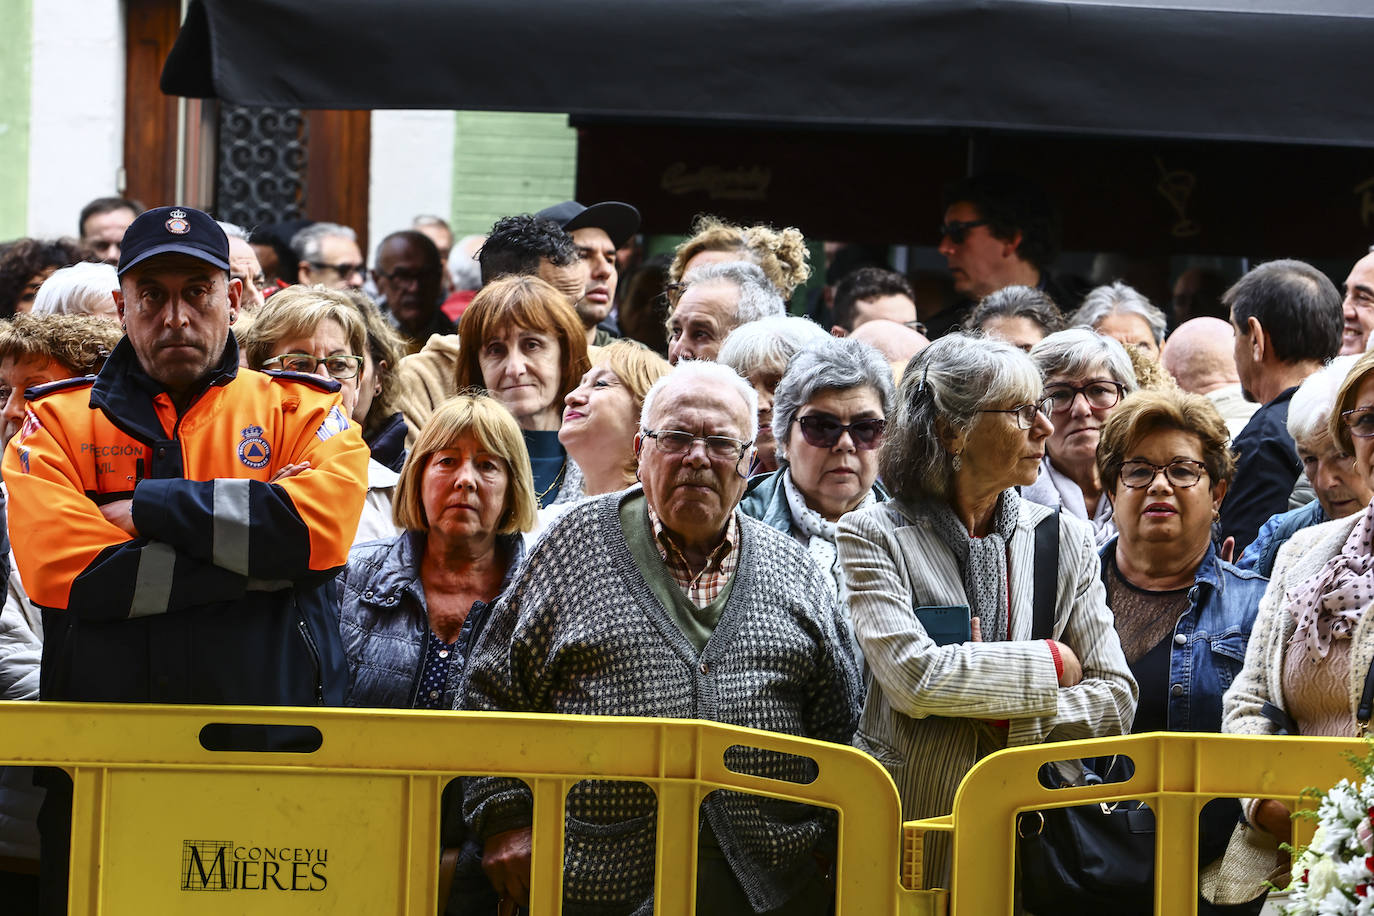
{"left": 482, "top": 826, "right": 533, "bottom": 908}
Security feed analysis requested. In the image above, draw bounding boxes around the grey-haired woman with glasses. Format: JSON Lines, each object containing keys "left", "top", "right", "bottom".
{"left": 243, "top": 285, "right": 401, "bottom": 544}
{"left": 836, "top": 333, "right": 1135, "bottom": 884}
{"left": 1024, "top": 328, "right": 1140, "bottom": 548}
{"left": 739, "top": 336, "right": 895, "bottom": 667}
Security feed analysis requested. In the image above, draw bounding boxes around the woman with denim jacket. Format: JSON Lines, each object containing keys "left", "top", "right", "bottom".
{"left": 338, "top": 393, "right": 537, "bottom": 915}
{"left": 1096, "top": 387, "right": 1267, "bottom": 914}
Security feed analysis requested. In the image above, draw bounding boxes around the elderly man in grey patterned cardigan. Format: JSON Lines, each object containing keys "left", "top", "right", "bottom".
{"left": 459, "top": 361, "right": 862, "bottom": 916}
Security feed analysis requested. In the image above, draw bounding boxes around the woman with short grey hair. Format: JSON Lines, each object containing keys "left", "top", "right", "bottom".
{"left": 836, "top": 332, "right": 1135, "bottom": 883}
{"left": 718, "top": 315, "right": 832, "bottom": 472}
{"left": 740, "top": 336, "right": 894, "bottom": 663}
{"left": 1024, "top": 328, "right": 1139, "bottom": 547}
{"left": 968, "top": 284, "right": 1065, "bottom": 351}
{"left": 1070, "top": 281, "right": 1168, "bottom": 359}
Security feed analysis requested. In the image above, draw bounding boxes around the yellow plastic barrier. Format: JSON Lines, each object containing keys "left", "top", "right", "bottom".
{"left": 0, "top": 701, "right": 935, "bottom": 916}
{"left": 903, "top": 731, "right": 1368, "bottom": 916}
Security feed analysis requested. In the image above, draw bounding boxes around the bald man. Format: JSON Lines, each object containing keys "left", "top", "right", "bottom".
{"left": 1160, "top": 316, "right": 1258, "bottom": 440}
{"left": 850, "top": 318, "right": 929, "bottom": 372}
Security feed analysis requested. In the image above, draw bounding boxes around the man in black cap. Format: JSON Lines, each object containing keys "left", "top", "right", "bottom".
{"left": 536, "top": 200, "right": 640, "bottom": 346}
{"left": 4, "top": 206, "right": 369, "bottom": 913}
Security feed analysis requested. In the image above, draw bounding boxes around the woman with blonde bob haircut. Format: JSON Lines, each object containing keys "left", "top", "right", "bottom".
{"left": 453, "top": 275, "right": 591, "bottom": 508}
{"left": 339, "top": 392, "right": 534, "bottom": 912}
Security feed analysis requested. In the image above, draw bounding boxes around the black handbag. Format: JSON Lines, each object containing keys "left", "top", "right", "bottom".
{"left": 1017, "top": 511, "right": 1156, "bottom": 916}
{"left": 1017, "top": 755, "right": 1156, "bottom": 916}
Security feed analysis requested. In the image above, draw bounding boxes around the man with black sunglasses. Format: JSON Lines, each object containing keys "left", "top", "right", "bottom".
{"left": 936, "top": 173, "right": 1084, "bottom": 336}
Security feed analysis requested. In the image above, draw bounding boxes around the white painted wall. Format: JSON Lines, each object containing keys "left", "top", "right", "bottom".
{"left": 26, "top": 0, "right": 125, "bottom": 239}
{"left": 367, "top": 109, "right": 454, "bottom": 258}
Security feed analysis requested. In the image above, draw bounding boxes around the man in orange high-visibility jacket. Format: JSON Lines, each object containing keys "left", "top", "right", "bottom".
{"left": 3, "top": 206, "right": 368, "bottom": 914}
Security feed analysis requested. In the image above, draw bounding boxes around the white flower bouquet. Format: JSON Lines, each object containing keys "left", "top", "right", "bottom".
{"left": 1284, "top": 746, "right": 1374, "bottom": 915}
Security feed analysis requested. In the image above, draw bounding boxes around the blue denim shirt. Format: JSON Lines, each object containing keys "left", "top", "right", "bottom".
{"left": 1100, "top": 538, "right": 1267, "bottom": 733}
{"left": 1235, "top": 499, "right": 1326, "bottom": 578}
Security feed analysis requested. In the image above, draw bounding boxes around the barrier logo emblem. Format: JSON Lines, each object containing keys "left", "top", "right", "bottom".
{"left": 181, "top": 839, "right": 328, "bottom": 892}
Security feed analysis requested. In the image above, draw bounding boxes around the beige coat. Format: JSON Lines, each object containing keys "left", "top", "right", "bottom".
{"left": 394, "top": 332, "right": 463, "bottom": 448}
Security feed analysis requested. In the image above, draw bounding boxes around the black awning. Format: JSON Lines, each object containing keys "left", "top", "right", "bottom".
{"left": 163, "top": 0, "right": 1374, "bottom": 147}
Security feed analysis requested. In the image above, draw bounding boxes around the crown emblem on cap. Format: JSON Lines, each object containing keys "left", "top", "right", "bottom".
{"left": 169, "top": 208, "right": 187, "bottom": 219}
{"left": 165, "top": 211, "right": 190, "bottom": 235}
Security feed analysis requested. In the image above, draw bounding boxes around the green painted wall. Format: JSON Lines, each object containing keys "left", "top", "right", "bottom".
{"left": 450, "top": 111, "right": 576, "bottom": 236}
{"left": 0, "top": 0, "right": 31, "bottom": 238}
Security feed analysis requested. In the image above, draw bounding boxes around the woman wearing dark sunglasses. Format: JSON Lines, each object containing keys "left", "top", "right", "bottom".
{"left": 835, "top": 333, "right": 1135, "bottom": 885}
{"left": 1095, "top": 388, "right": 1267, "bottom": 914}
{"left": 739, "top": 336, "right": 894, "bottom": 665}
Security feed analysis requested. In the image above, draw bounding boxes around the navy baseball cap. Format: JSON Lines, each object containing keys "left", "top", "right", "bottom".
{"left": 117, "top": 205, "right": 230, "bottom": 276}
{"left": 536, "top": 200, "right": 640, "bottom": 248}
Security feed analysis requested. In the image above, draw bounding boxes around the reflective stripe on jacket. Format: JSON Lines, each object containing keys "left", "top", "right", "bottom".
{"left": 2, "top": 336, "right": 369, "bottom": 705}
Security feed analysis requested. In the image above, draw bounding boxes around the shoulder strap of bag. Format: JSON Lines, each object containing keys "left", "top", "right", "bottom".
{"left": 1032, "top": 510, "right": 1059, "bottom": 641}
{"left": 1358, "top": 658, "right": 1374, "bottom": 735}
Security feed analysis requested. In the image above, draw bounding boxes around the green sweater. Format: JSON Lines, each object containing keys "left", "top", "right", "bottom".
{"left": 619, "top": 492, "right": 734, "bottom": 653}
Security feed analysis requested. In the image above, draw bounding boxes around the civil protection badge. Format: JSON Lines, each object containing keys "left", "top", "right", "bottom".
{"left": 165, "top": 208, "right": 190, "bottom": 234}
{"left": 237, "top": 425, "right": 271, "bottom": 469}
{"left": 315, "top": 405, "right": 350, "bottom": 442}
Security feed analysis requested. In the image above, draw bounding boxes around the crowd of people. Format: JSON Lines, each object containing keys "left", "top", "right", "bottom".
{"left": 0, "top": 172, "right": 1372, "bottom": 915}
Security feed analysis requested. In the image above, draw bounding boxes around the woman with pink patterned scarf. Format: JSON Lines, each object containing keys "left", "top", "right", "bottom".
{"left": 1223, "top": 348, "right": 1374, "bottom": 884}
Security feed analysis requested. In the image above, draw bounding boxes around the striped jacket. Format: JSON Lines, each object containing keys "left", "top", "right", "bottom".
{"left": 837, "top": 495, "right": 1137, "bottom": 882}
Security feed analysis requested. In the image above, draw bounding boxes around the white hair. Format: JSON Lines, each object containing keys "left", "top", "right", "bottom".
{"left": 449, "top": 234, "right": 484, "bottom": 291}
{"left": 31, "top": 262, "right": 119, "bottom": 317}
{"left": 290, "top": 222, "right": 358, "bottom": 262}
{"left": 716, "top": 315, "right": 831, "bottom": 377}
{"left": 1070, "top": 281, "right": 1168, "bottom": 347}
{"left": 640, "top": 359, "right": 759, "bottom": 442}
{"left": 681, "top": 260, "right": 785, "bottom": 325}
{"left": 1289, "top": 354, "right": 1359, "bottom": 444}
{"left": 217, "top": 220, "right": 250, "bottom": 242}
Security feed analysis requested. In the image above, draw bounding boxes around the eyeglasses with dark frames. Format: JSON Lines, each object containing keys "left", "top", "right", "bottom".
{"left": 309, "top": 260, "right": 366, "bottom": 278}
{"left": 262, "top": 352, "right": 365, "bottom": 380}
{"left": 981, "top": 400, "right": 1053, "bottom": 430}
{"left": 1342, "top": 406, "right": 1374, "bottom": 439}
{"left": 1117, "top": 458, "right": 1207, "bottom": 489}
{"left": 374, "top": 267, "right": 429, "bottom": 287}
{"left": 794, "top": 415, "right": 886, "bottom": 450}
{"left": 938, "top": 219, "right": 992, "bottom": 244}
{"left": 1041, "top": 380, "right": 1126, "bottom": 414}
{"left": 641, "top": 429, "right": 753, "bottom": 462}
